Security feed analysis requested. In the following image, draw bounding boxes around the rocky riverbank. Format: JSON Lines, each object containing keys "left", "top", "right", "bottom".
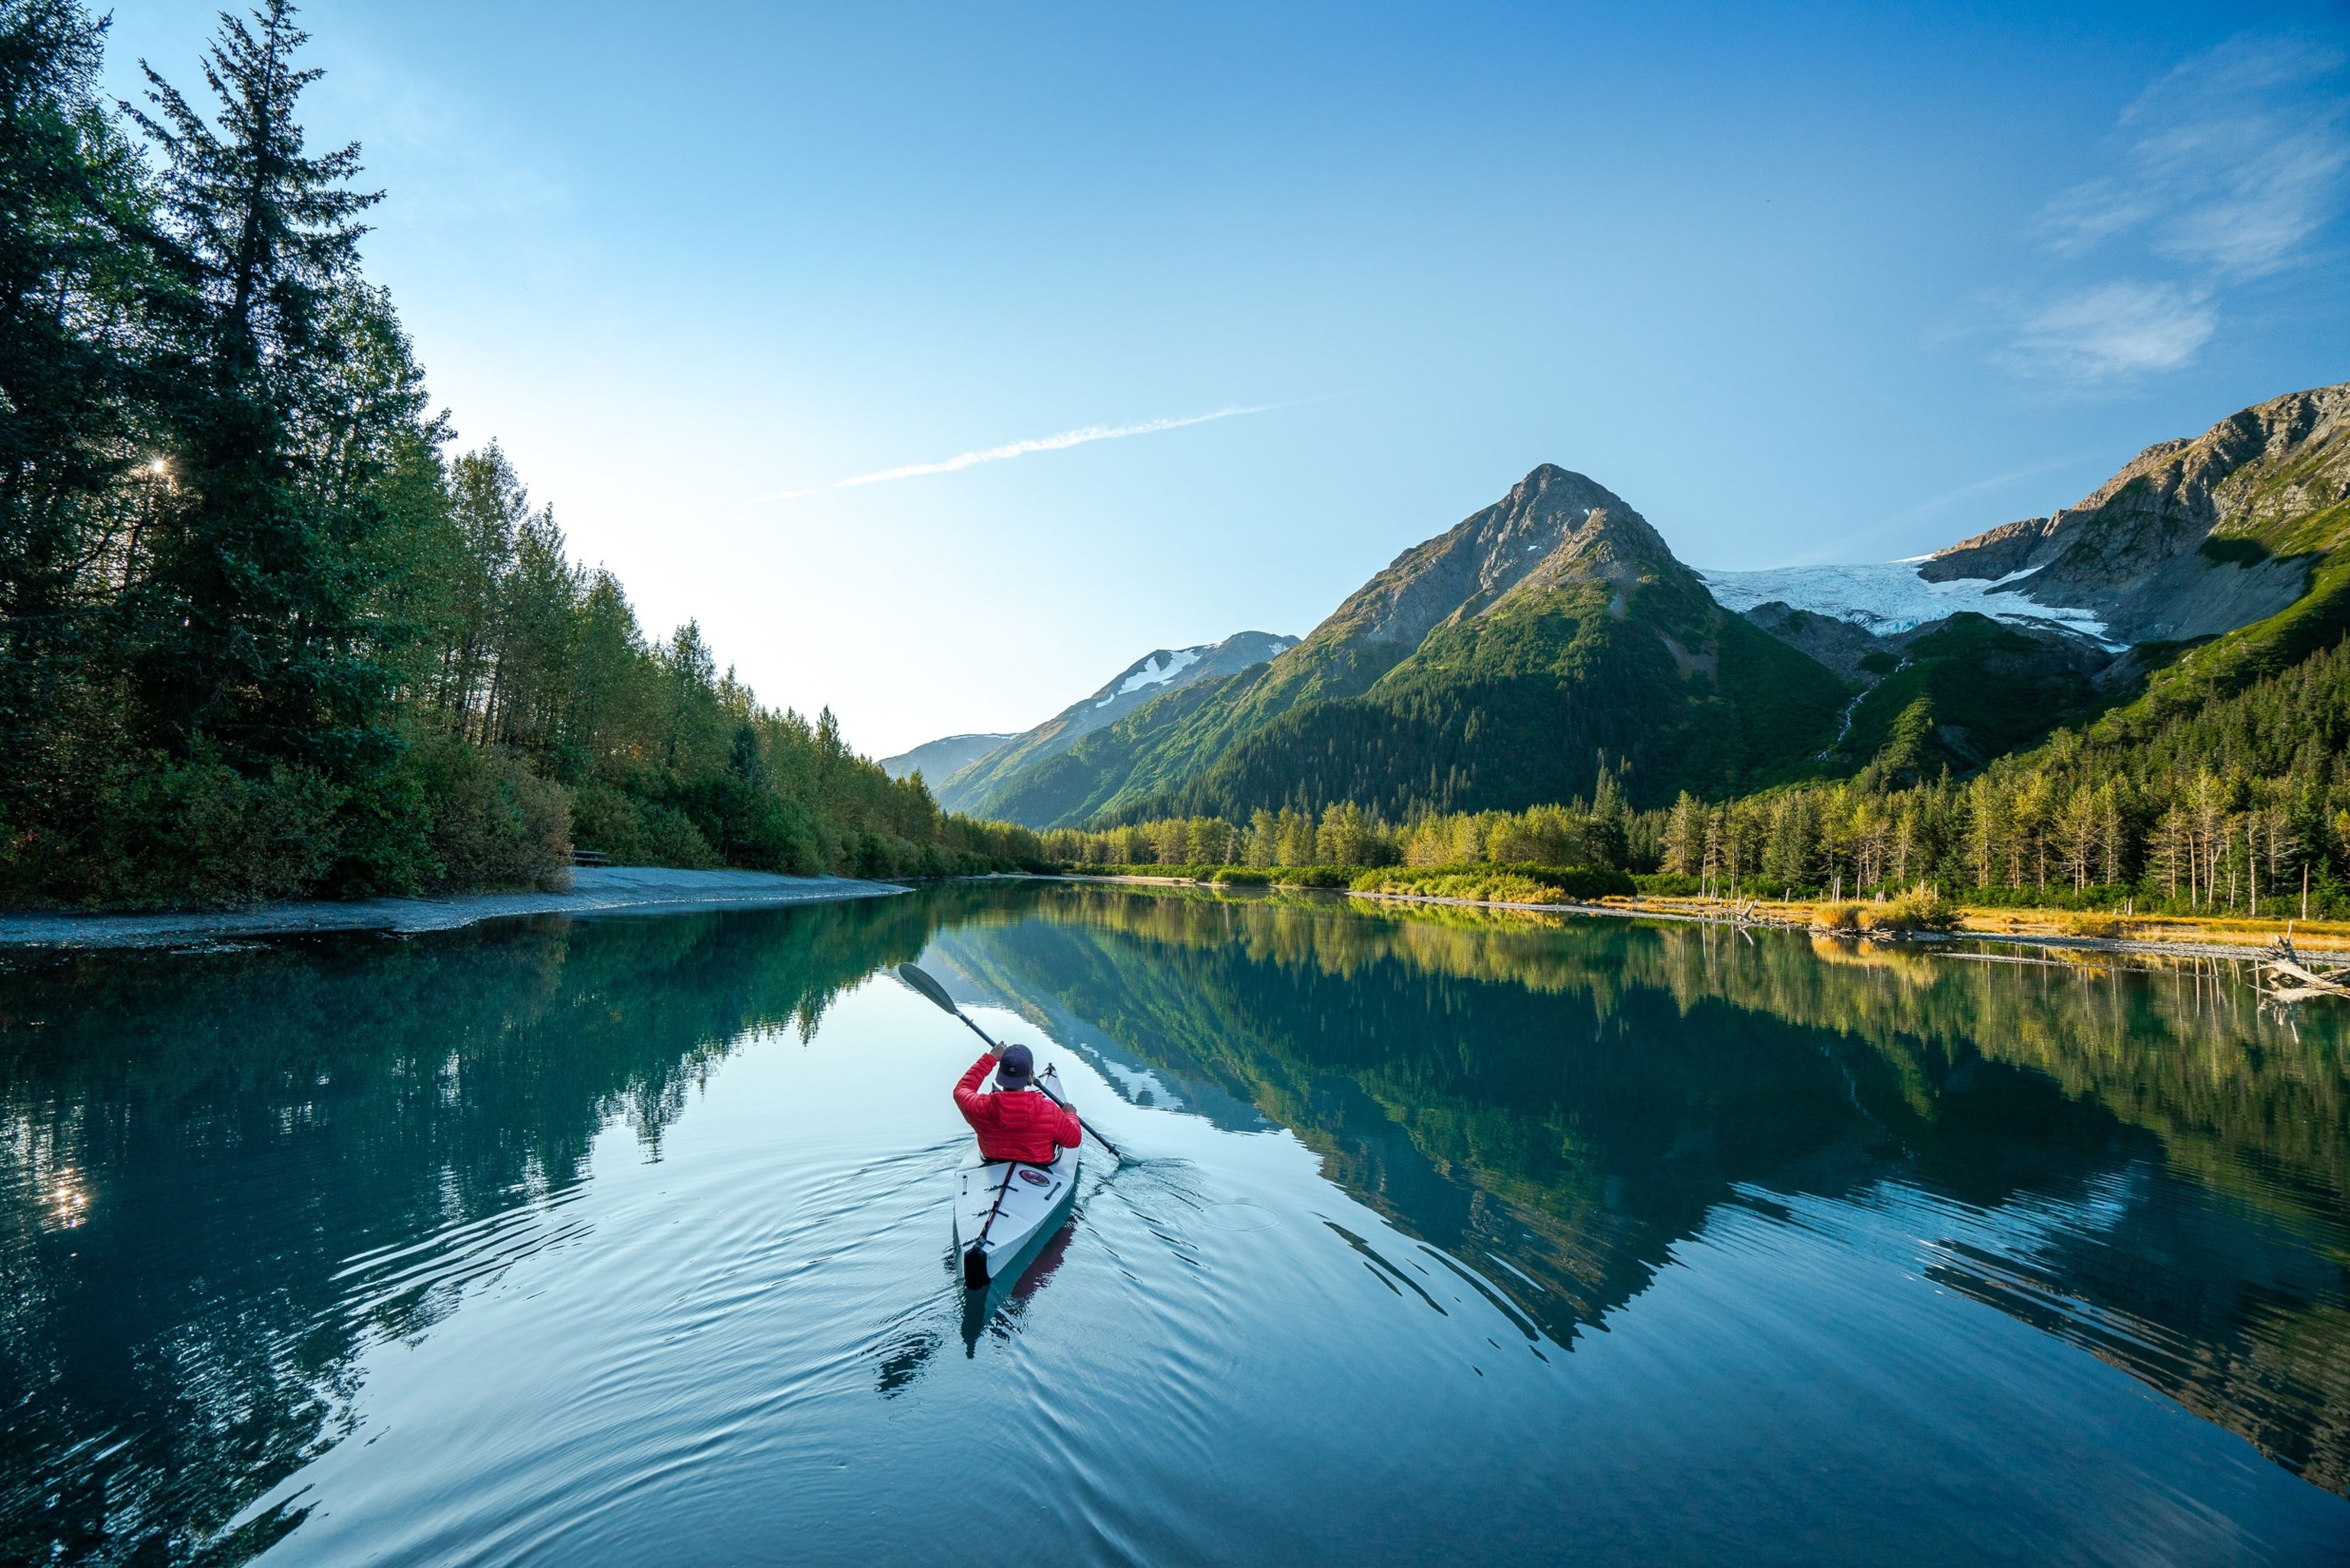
{"left": 0, "top": 867, "right": 907, "bottom": 950}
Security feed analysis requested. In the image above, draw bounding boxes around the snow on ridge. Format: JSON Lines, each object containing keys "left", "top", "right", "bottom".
{"left": 1699, "top": 561, "right": 2118, "bottom": 647}
{"left": 1096, "top": 647, "right": 1203, "bottom": 708}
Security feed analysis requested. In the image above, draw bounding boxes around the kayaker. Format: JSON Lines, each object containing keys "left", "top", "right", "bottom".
{"left": 953, "top": 1042, "right": 1082, "bottom": 1164}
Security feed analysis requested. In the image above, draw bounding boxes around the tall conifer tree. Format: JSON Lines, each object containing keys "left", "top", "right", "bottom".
{"left": 123, "top": 0, "right": 389, "bottom": 775}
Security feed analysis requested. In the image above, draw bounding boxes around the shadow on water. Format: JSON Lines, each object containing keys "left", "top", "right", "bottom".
{"left": 3, "top": 878, "right": 2348, "bottom": 1565}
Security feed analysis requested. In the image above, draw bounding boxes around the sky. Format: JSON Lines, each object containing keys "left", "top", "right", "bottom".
{"left": 97, "top": 0, "right": 2350, "bottom": 757}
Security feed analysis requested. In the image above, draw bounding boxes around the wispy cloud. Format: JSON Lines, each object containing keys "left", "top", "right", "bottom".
{"left": 2008, "top": 281, "right": 2217, "bottom": 380}
{"left": 2004, "top": 36, "right": 2348, "bottom": 383}
{"left": 750, "top": 405, "right": 1275, "bottom": 504}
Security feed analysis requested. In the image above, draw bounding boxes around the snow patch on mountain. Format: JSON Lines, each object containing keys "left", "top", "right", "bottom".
{"left": 1699, "top": 561, "right": 2118, "bottom": 646}
{"left": 1098, "top": 648, "right": 1203, "bottom": 707}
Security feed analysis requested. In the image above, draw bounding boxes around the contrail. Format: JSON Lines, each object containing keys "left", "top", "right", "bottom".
{"left": 749, "top": 405, "right": 1274, "bottom": 504}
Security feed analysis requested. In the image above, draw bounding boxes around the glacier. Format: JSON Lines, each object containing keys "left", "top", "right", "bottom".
{"left": 1698, "top": 561, "right": 2117, "bottom": 646}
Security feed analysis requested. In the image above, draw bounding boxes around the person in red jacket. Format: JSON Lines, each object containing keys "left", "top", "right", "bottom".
{"left": 953, "top": 1040, "right": 1082, "bottom": 1165}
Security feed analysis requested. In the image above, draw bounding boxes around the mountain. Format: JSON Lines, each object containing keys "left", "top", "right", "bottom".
{"left": 971, "top": 466, "right": 1850, "bottom": 827}
{"left": 1920, "top": 382, "right": 2350, "bottom": 646}
{"left": 878, "top": 733, "right": 1015, "bottom": 784}
{"left": 933, "top": 631, "right": 1298, "bottom": 816}
{"left": 941, "top": 382, "right": 2350, "bottom": 834}
{"left": 1716, "top": 382, "right": 2350, "bottom": 769}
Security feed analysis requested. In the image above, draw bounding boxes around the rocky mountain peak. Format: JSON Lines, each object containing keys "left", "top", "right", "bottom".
{"left": 1919, "top": 382, "right": 2350, "bottom": 643}
{"left": 1317, "top": 465, "right": 1685, "bottom": 652}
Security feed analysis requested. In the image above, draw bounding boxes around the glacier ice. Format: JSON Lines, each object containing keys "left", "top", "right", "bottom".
{"left": 1699, "top": 562, "right": 2117, "bottom": 646}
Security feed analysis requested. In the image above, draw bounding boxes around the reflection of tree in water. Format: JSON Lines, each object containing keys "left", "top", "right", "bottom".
{"left": 931, "top": 884, "right": 2350, "bottom": 1496}
{"left": 0, "top": 896, "right": 935, "bottom": 1567}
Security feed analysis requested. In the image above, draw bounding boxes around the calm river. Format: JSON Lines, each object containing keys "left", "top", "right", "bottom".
{"left": 5, "top": 883, "right": 2348, "bottom": 1564}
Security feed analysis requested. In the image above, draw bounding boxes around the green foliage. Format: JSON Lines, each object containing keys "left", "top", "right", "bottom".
{"left": 1873, "top": 882, "right": 1958, "bottom": 932}
{"left": 1149, "top": 583, "right": 1848, "bottom": 823}
{"left": 974, "top": 571, "right": 1850, "bottom": 830}
{"left": 1642, "top": 635, "right": 2350, "bottom": 918}
{"left": 1352, "top": 864, "right": 1636, "bottom": 902}
{"left": 2199, "top": 537, "right": 2271, "bottom": 567}
{"left": 570, "top": 782, "right": 717, "bottom": 870}
{"left": 1832, "top": 613, "right": 2114, "bottom": 772}
{"left": 2127, "top": 551, "right": 2350, "bottom": 717}
{"left": 0, "top": 2, "right": 1045, "bottom": 906}
{"left": 405, "top": 734, "right": 571, "bottom": 892}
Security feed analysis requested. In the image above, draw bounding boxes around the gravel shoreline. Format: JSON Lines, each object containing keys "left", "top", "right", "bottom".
{"left": 0, "top": 867, "right": 908, "bottom": 950}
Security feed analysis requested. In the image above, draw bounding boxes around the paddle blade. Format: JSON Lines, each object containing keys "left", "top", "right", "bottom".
{"left": 896, "top": 962, "right": 960, "bottom": 1017}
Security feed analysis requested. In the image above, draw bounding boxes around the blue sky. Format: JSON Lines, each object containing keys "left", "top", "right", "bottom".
{"left": 100, "top": 1, "right": 2350, "bottom": 756}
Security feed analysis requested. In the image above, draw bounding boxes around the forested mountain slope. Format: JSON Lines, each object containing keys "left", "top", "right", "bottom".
{"left": 942, "top": 629, "right": 1296, "bottom": 817}
{"left": 975, "top": 467, "right": 1852, "bottom": 827}
{"left": 878, "top": 733, "right": 1015, "bottom": 785}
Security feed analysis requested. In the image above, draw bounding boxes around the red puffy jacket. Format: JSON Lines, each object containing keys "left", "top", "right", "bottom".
{"left": 953, "top": 1052, "right": 1082, "bottom": 1163}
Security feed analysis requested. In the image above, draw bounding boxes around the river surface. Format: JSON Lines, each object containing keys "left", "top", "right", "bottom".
{"left": 4, "top": 883, "right": 2348, "bottom": 1565}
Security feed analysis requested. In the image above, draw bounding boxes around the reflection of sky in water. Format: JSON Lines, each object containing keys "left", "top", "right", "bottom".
{"left": 1701, "top": 561, "right": 2117, "bottom": 644}
{"left": 5, "top": 891, "right": 2346, "bottom": 1565}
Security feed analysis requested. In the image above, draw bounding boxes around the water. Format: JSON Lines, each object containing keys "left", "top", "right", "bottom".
{"left": 4, "top": 884, "right": 2347, "bottom": 1565}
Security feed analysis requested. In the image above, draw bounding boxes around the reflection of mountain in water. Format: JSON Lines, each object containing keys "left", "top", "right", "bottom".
{"left": 0, "top": 898, "right": 935, "bottom": 1567}
{"left": 927, "top": 886, "right": 2350, "bottom": 1497}
{"left": 7, "top": 880, "right": 2348, "bottom": 1566}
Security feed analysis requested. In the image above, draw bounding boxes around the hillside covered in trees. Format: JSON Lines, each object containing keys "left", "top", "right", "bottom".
{"left": 969, "top": 466, "right": 1851, "bottom": 827}
{"left": 0, "top": 0, "right": 1039, "bottom": 908}
{"left": 946, "top": 382, "right": 2350, "bottom": 866}
{"left": 1048, "top": 610, "right": 2350, "bottom": 919}
{"left": 1031, "top": 385, "right": 2350, "bottom": 920}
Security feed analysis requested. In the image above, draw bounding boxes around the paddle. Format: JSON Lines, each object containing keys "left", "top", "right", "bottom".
{"left": 897, "top": 962, "right": 1127, "bottom": 1162}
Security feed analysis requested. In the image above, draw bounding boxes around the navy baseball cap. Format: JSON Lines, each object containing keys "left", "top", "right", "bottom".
{"left": 995, "top": 1043, "right": 1035, "bottom": 1088}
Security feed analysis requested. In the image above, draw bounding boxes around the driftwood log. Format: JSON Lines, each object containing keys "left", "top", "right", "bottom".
{"left": 2257, "top": 924, "right": 2350, "bottom": 1004}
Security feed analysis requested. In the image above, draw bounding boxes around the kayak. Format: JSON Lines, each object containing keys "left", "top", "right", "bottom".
{"left": 955, "top": 1069, "right": 1080, "bottom": 1290}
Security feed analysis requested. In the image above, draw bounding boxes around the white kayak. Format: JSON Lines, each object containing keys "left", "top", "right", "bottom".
{"left": 954, "top": 1069, "right": 1080, "bottom": 1290}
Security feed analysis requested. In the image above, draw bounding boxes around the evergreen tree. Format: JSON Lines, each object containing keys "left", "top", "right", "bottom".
{"left": 0, "top": 0, "right": 151, "bottom": 831}
{"left": 122, "top": 0, "right": 395, "bottom": 776}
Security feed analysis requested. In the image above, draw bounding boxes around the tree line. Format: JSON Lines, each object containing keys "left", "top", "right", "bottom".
{"left": 1654, "top": 637, "right": 2350, "bottom": 918}
{"left": 0, "top": 0, "right": 1038, "bottom": 906}
{"left": 1059, "top": 633, "right": 2350, "bottom": 923}
{"left": 1040, "top": 765, "right": 1662, "bottom": 876}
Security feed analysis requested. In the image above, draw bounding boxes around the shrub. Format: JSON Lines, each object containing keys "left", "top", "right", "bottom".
{"left": 1809, "top": 901, "right": 1863, "bottom": 933}
{"left": 2059, "top": 909, "right": 2132, "bottom": 939}
{"left": 1860, "top": 882, "right": 1961, "bottom": 934}
{"left": 641, "top": 803, "right": 721, "bottom": 868}
{"left": 410, "top": 737, "right": 572, "bottom": 892}
{"left": 1351, "top": 864, "right": 1636, "bottom": 903}
{"left": 570, "top": 782, "right": 718, "bottom": 870}
{"left": 82, "top": 760, "right": 346, "bottom": 908}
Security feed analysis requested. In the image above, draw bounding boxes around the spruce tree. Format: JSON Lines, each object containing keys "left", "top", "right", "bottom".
{"left": 122, "top": 0, "right": 390, "bottom": 776}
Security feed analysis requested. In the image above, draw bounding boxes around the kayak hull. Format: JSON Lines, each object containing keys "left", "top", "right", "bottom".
{"left": 955, "top": 1142, "right": 1079, "bottom": 1290}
